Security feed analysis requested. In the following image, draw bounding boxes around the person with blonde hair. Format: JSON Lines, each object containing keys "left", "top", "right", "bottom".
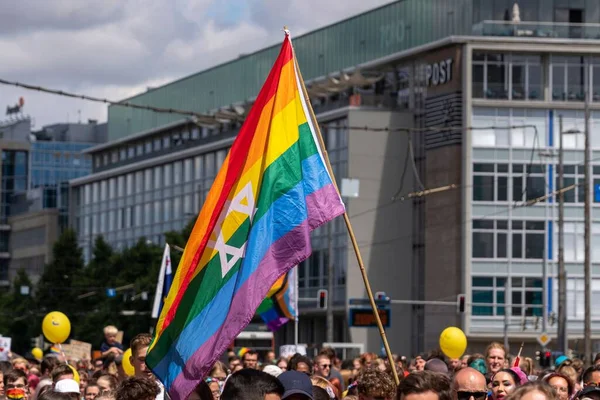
{"left": 486, "top": 343, "right": 507, "bottom": 377}
{"left": 100, "top": 325, "right": 123, "bottom": 359}
{"left": 312, "top": 375, "right": 340, "bottom": 400}
{"left": 519, "top": 358, "right": 534, "bottom": 377}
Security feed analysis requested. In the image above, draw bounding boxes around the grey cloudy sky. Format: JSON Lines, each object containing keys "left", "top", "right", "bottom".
{"left": 0, "top": 0, "right": 392, "bottom": 130}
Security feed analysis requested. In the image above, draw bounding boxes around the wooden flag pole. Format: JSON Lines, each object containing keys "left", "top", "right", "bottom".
{"left": 291, "top": 44, "right": 400, "bottom": 386}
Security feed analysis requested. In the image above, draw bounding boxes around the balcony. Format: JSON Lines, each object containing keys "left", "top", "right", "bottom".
{"left": 472, "top": 21, "right": 600, "bottom": 40}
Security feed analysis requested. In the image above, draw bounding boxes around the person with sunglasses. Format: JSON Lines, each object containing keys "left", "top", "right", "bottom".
{"left": 452, "top": 367, "right": 488, "bottom": 400}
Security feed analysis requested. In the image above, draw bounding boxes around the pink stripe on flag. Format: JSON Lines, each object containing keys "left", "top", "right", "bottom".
{"left": 168, "top": 184, "right": 344, "bottom": 400}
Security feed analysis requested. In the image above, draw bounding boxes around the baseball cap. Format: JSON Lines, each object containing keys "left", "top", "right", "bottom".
{"left": 278, "top": 371, "right": 314, "bottom": 400}
{"left": 555, "top": 355, "right": 570, "bottom": 368}
{"left": 55, "top": 379, "right": 80, "bottom": 394}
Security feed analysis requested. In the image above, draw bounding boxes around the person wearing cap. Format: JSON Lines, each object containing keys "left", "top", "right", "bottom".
{"left": 263, "top": 365, "right": 283, "bottom": 378}
{"left": 54, "top": 379, "right": 80, "bottom": 400}
{"left": 555, "top": 356, "right": 571, "bottom": 370}
{"left": 278, "top": 371, "right": 314, "bottom": 400}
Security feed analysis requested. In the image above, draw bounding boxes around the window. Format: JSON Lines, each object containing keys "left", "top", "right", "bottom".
{"left": 205, "top": 153, "right": 215, "bottom": 177}
{"left": 144, "top": 203, "right": 152, "bottom": 225}
{"left": 145, "top": 169, "right": 152, "bottom": 191}
{"left": 163, "top": 198, "right": 171, "bottom": 221}
{"left": 135, "top": 171, "right": 143, "bottom": 193}
{"left": 191, "top": 126, "right": 200, "bottom": 140}
{"left": 127, "top": 146, "right": 135, "bottom": 159}
{"left": 184, "top": 159, "right": 192, "bottom": 182}
{"left": 154, "top": 201, "right": 162, "bottom": 223}
{"left": 471, "top": 276, "right": 506, "bottom": 316}
{"left": 163, "top": 136, "right": 170, "bottom": 149}
{"left": 472, "top": 108, "right": 545, "bottom": 147}
{"left": 136, "top": 143, "right": 144, "bottom": 156}
{"left": 513, "top": 164, "right": 546, "bottom": 202}
{"left": 154, "top": 166, "right": 162, "bottom": 189}
{"left": 216, "top": 150, "right": 227, "bottom": 170}
{"left": 126, "top": 174, "right": 133, "bottom": 195}
{"left": 173, "top": 161, "right": 182, "bottom": 184}
{"left": 472, "top": 163, "right": 508, "bottom": 202}
{"left": 117, "top": 176, "right": 125, "bottom": 197}
{"left": 472, "top": 219, "right": 544, "bottom": 260}
{"left": 120, "top": 148, "right": 127, "bottom": 161}
{"left": 472, "top": 220, "right": 506, "bottom": 258}
{"left": 552, "top": 55, "right": 586, "bottom": 101}
{"left": 153, "top": 138, "right": 161, "bottom": 151}
{"left": 473, "top": 53, "right": 542, "bottom": 101}
{"left": 164, "top": 164, "right": 172, "bottom": 186}
{"left": 511, "top": 277, "right": 543, "bottom": 316}
{"left": 109, "top": 178, "right": 116, "bottom": 199}
{"left": 194, "top": 155, "right": 203, "bottom": 179}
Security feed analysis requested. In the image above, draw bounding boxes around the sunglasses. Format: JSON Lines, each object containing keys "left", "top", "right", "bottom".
{"left": 456, "top": 391, "right": 488, "bottom": 400}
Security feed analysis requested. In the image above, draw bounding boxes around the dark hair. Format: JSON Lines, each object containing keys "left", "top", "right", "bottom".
{"left": 38, "top": 391, "right": 73, "bottom": 400}
{"left": 492, "top": 369, "right": 521, "bottom": 386}
{"left": 0, "top": 361, "right": 11, "bottom": 374}
{"left": 398, "top": 371, "right": 452, "bottom": 400}
{"left": 221, "top": 369, "right": 284, "bottom": 400}
{"left": 313, "top": 386, "right": 331, "bottom": 400}
{"left": 51, "top": 364, "right": 74, "bottom": 383}
{"left": 582, "top": 365, "right": 600, "bottom": 384}
{"left": 357, "top": 368, "right": 397, "bottom": 400}
{"left": 116, "top": 377, "right": 160, "bottom": 400}
{"left": 41, "top": 356, "right": 61, "bottom": 376}
{"left": 289, "top": 354, "right": 314, "bottom": 372}
{"left": 192, "top": 380, "right": 215, "bottom": 400}
{"left": 542, "top": 372, "right": 574, "bottom": 396}
{"left": 505, "top": 381, "right": 557, "bottom": 400}
{"left": 242, "top": 350, "right": 257, "bottom": 361}
{"left": 4, "top": 368, "right": 28, "bottom": 387}
{"left": 341, "top": 360, "right": 354, "bottom": 370}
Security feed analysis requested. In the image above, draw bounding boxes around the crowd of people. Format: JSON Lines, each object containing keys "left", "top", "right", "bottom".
{"left": 3, "top": 328, "right": 600, "bottom": 400}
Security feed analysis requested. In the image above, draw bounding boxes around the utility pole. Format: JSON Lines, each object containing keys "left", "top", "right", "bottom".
{"left": 326, "top": 222, "right": 334, "bottom": 343}
{"left": 504, "top": 280, "right": 510, "bottom": 353}
{"left": 558, "top": 116, "right": 567, "bottom": 355}
{"left": 584, "top": 92, "right": 592, "bottom": 366}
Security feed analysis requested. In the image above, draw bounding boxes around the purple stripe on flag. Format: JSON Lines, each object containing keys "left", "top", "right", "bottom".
{"left": 168, "top": 185, "right": 344, "bottom": 400}
{"left": 267, "top": 317, "right": 290, "bottom": 331}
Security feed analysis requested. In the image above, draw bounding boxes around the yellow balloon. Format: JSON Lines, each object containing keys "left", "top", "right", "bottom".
{"left": 122, "top": 348, "right": 135, "bottom": 376}
{"left": 42, "top": 311, "right": 71, "bottom": 344}
{"left": 69, "top": 365, "right": 80, "bottom": 384}
{"left": 32, "top": 347, "right": 43, "bottom": 360}
{"left": 439, "top": 326, "right": 467, "bottom": 359}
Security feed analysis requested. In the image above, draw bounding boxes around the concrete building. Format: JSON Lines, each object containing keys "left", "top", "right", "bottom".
{"left": 71, "top": 0, "right": 600, "bottom": 356}
{"left": 0, "top": 120, "right": 105, "bottom": 285}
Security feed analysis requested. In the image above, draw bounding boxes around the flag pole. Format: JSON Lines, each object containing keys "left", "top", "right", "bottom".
{"left": 290, "top": 39, "right": 400, "bottom": 386}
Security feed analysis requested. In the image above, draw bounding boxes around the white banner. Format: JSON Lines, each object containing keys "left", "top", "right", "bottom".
{"left": 0, "top": 336, "right": 11, "bottom": 361}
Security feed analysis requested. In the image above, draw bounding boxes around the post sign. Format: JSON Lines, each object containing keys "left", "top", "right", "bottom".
{"left": 349, "top": 308, "right": 391, "bottom": 328}
{"left": 537, "top": 333, "right": 551, "bottom": 347}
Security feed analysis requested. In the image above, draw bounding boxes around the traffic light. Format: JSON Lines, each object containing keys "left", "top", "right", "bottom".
{"left": 317, "top": 289, "right": 328, "bottom": 309}
{"left": 457, "top": 294, "right": 465, "bottom": 313}
{"left": 539, "top": 351, "right": 552, "bottom": 368}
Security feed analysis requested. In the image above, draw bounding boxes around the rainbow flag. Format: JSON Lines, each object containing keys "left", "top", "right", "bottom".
{"left": 146, "top": 33, "right": 345, "bottom": 400}
{"left": 258, "top": 270, "right": 297, "bottom": 331}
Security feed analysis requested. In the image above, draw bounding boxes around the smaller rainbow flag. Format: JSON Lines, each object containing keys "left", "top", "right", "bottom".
{"left": 258, "top": 269, "right": 297, "bottom": 331}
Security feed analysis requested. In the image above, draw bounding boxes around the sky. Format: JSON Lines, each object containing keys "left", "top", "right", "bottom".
{"left": 0, "top": 0, "right": 393, "bottom": 130}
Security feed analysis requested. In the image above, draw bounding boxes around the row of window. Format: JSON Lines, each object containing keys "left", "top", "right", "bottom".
{"left": 473, "top": 162, "right": 600, "bottom": 203}
{"left": 80, "top": 149, "right": 228, "bottom": 205}
{"left": 473, "top": 53, "right": 600, "bottom": 102}
{"left": 472, "top": 219, "right": 545, "bottom": 259}
{"left": 472, "top": 276, "right": 542, "bottom": 317}
{"left": 473, "top": 218, "right": 600, "bottom": 262}
{"left": 93, "top": 124, "right": 231, "bottom": 169}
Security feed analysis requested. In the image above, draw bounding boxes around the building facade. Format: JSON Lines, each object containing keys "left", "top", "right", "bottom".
{"left": 71, "top": 0, "right": 600, "bottom": 355}
{"left": 0, "top": 120, "right": 105, "bottom": 285}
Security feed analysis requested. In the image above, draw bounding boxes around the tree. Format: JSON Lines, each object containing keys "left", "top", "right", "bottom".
{"left": 36, "top": 229, "right": 84, "bottom": 321}
{"left": 1, "top": 269, "right": 38, "bottom": 354}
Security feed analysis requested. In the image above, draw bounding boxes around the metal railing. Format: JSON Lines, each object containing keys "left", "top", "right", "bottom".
{"left": 472, "top": 20, "right": 600, "bottom": 40}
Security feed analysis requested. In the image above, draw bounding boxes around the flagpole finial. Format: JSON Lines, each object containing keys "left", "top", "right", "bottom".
{"left": 283, "top": 26, "right": 290, "bottom": 37}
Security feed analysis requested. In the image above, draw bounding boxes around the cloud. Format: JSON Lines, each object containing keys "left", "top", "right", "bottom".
{"left": 0, "top": 0, "right": 393, "bottom": 129}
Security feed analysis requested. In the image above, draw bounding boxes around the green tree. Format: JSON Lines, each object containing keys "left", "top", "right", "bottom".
{"left": 36, "top": 229, "right": 84, "bottom": 326}
{"left": 1, "top": 269, "right": 37, "bottom": 354}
